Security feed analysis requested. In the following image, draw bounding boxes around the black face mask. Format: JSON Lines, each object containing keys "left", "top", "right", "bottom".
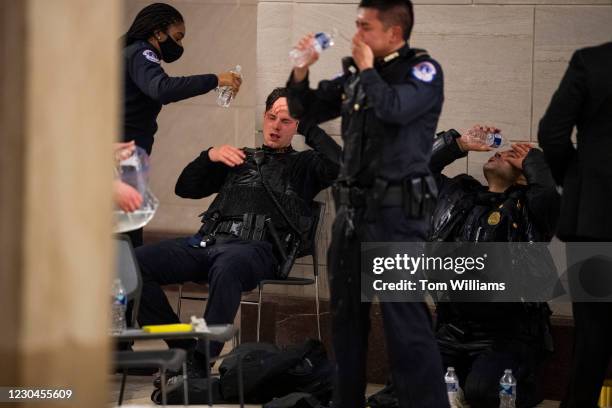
{"left": 158, "top": 34, "right": 183, "bottom": 63}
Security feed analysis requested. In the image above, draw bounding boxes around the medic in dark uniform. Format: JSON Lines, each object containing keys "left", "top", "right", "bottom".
{"left": 286, "top": 1, "right": 447, "bottom": 407}
{"left": 121, "top": 2, "right": 242, "bottom": 246}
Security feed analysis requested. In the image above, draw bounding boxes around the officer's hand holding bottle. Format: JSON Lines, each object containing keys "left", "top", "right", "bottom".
{"left": 216, "top": 71, "right": 243, "bottom": 95}
{"left": 457, "top": 124, "right": 500, "bottom": 152}
{"left": 208, "top": 144, "right": 246, "bottom": 167}
{"left": 292, "top": 34, "right": 321, "bottom": 82}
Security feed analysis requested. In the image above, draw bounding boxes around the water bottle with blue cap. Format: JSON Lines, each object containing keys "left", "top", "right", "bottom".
{"left": 466, "top": 127, "right": 505, "bottom": 148}
{"left": 499, "top": 369, "right": 517, "bottom": 407}
{"left": 445, "top": 367, "right": 460, "bottom": 407}
{"left": 289, "top": 29, "right": 337, "bottom": 68}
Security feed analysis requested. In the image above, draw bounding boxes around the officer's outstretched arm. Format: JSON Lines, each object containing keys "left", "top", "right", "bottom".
{"left": 286, "top": 72, "right": 344, "bottom": 125}
{"left": 129, "top": 48, "right": 218, "bottom": 105}
{"left": 430, "top": 130, "right": 467, "bottom": 175}
{"left": 359, "top": 60, "right": 443, "bottom": 125}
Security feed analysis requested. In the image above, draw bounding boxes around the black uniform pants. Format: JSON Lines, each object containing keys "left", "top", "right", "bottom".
{"left": 328, "top": 207, "right": 448, "bottom": 408}
{"left": 135, "top": 237, "right": 277, "bottom": 357}
{"left": 440, "top": 340, "right": 541, "bottom": 408}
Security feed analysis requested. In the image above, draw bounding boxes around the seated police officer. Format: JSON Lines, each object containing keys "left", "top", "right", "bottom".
{"left": 135, "top": 87, "right": 340, "bottom": 378}
{"left": 429, "top": 125, "right": 560, "bottom": 408}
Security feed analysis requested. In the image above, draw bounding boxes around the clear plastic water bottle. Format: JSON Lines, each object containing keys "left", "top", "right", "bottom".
{"left": 466, "top": 127, "right": 505, "bottom": 148}
{"left": 445, "top": 367, "right": 460, "bottom": 408}
{"left": 216, "top": 65, "right": 242, "bottom": 108}
{"left": 499, "top": 369, "right": 517, "bottom": 408}
{"left": 289, "top": 30, "right": 337, "bottom": 68}
{"left": 111, "top": 278, "right": 127, "bottom": 335}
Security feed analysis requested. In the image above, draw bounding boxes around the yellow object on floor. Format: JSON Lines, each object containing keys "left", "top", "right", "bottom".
{"left": 600, "top": 379, "right": 612, "bottom": 408}
{"left": 141, "top": 323, "right": 193, "bottom": 333}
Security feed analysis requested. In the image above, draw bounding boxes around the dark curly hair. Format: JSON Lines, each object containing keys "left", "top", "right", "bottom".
{"left": 124, "top": 3, "right": 184, "bottom": 46}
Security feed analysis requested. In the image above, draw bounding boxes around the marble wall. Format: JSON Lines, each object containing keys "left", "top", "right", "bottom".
{"left": 124, "top": 0, "right": 612, "bottom": 302}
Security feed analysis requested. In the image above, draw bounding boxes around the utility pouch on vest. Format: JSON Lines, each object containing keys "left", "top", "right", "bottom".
{"left": 240, "top": 213, "right": 254, "bottom": 240}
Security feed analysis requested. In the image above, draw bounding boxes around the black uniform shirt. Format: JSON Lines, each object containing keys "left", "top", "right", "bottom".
{"left": 287, "top": 43, "right": 444, "bottom": 185}
{"left": 122, "top": 40, "right": 219, "bottom": 154}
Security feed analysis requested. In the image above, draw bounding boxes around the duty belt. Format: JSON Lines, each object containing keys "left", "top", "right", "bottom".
{"left": 212, "top": 214, "right": 267, "bottom": 241}
{"left": 332, "top": 175, "right": 438, "bottom": 221}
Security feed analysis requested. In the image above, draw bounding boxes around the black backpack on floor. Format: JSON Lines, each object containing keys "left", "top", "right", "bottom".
{"left": 220, "top": 339, "right": 334, "bottom": 403}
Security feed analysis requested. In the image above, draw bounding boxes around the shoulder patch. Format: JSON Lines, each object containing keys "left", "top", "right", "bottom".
{"left": 412, "top": 61, "right": 437, "bottom": 83}
{"left": 142, "top": 49, "right": 160, "bottom": 64}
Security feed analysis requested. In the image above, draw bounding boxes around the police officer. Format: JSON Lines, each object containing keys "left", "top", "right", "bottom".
{"left": 122, "top": 2, "right": 242, "bottom": 246}
{"left": 430, "top": 126, "right": 559, "bottom": 407}
{"left": 135, "top": 88, "right": 340, "bottom": 380}
{"left": 286, "top": 1, "right": 447, "bottom": 406}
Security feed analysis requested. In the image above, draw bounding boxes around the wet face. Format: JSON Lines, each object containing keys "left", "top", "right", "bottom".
{"left": 355, "top": 8, "right": 400, "bottom": 57}
{"left": 262, "top": 97, "right": 298, "bottom": 149}
{"left": 483, "top": 150, "right": 522, "bottom": 183}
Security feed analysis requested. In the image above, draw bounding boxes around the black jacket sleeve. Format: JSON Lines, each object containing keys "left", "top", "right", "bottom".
{"left": 286, "top": 71, "right": 344, "bottom": 125}
{"left": 128, "top": 47, "right": 218, "bottom": 105}
{"left": 537, "top": 50, "right": 585, "bottom": 185}
{"left": 522, "top": 149, "right": 561, "bottom": 240}
{"left": 175, "top": 148, "right": 230, "bottom": 199}
{"left": 300, "top": 121, "right": 341, "bottom": 191}
{"left": 429, "top": 129, "right": 467, "bottom": 189}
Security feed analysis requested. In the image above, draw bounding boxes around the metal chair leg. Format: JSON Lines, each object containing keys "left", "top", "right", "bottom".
{"left": 182, "top": 361, "right": 189, "bottom": 405}
{"left": 160, "top": 370, "right": 167, "bottom": 407}
{"left": 176, "top": 284, "right": 183, "bottom": 319}
{"left": 235, "top": 302, "right": 242, "bottom": 347}
{"left": 315, "top": 275, "right": 321, "bottom": 340}
{"left": 206, "top": 339, "right": 212, "bottom": 407}
{"left": 118, "top": 370, "right": 127, "bottom": 405}
{"left": 256, "top": 286, "right": 263, "bottom": 342}
{"left": 238, "top": 352, "right": 245, "bottom": 408}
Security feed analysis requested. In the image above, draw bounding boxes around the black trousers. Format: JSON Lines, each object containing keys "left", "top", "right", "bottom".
{"left": 135, "top": 237, "right": 277, "bottom": 357}
{"left": 561, "top": 301, "right": 612, "bottom": 408}
{"left": 328, "top": 207, "right": 448, "bottom": 408}
{"left": 561, "top": 242, "right": 612, "bottom": 408}
{"left": 440, "top": 340, "right": 541, "bottom": 408}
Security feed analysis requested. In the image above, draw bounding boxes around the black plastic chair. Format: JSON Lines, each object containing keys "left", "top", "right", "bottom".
{"left": 113, "top": 235, "right": 189, "bottom": 406}
{"left": 176, "top": 201, "right": 326, "bottom": 342}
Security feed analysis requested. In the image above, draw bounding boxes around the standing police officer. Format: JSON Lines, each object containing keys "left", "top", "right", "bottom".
{"left": 121, "top": 3, "right": 242, "bottom": 247}
{"left": 287, "top": 1, "right": 447, "bottom": 407}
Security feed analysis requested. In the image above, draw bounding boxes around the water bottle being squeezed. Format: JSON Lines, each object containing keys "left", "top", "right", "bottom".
{"left": 466, "top": 127, "right": 505, "bottom": 148}
{"left": 289, "top": 30, "right": 337, "bottom": 68}
{"left": 216, "top": 65, "right": 242, "bottom": 108}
